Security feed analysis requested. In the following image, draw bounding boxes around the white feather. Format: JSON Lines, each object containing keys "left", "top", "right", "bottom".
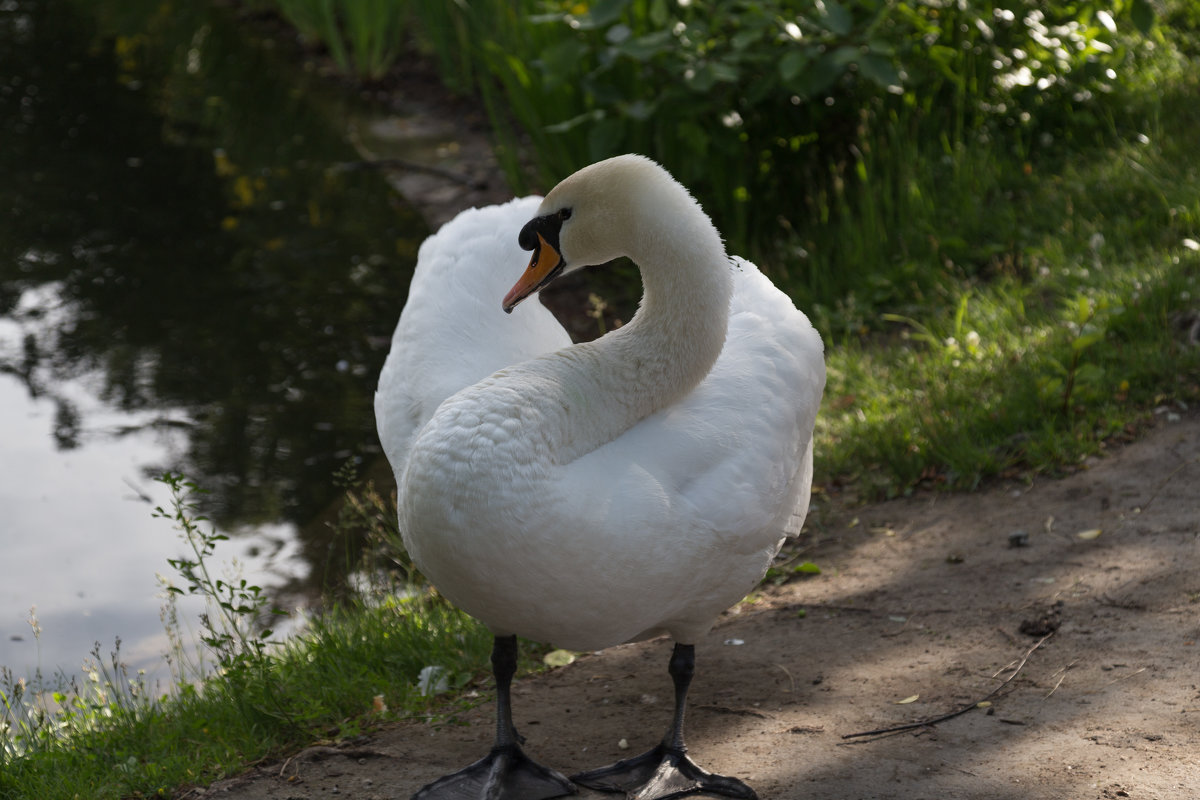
{"left": 376, "top": 155, "right": 825, "bottom": 653}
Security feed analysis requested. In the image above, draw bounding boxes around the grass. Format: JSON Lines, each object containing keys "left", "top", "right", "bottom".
{"left": 808, "top": 77, "right": 1200, "bottom": 498}
{"left": 271, "top": 0, "right": 408, "bottom": 81}
{"left": 1, "top": 601, "right": 492, "bottom": 799}
{"left": 0, "top": 477, "right": 494, "bottom": 800}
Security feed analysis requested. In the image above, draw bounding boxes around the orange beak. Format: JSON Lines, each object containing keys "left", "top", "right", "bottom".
{"left": 503, "top": 232, "right": 563, "bottom": 313}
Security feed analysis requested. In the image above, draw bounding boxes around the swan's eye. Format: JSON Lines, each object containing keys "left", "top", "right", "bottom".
{"left": 558, "top": 208, "right": 572, "bottom": 222}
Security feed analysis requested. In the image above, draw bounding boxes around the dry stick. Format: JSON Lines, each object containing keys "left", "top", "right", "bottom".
{"left": 775, "top": 663, "right": 797, "bottom": 693}
{"left": 1132, "top": 457, "right": 1195, "bottom": 516}
{"left": 842, "top": 633, "right": 1053, "bottom": 740}
{"left": 1044, "top": 659, "right": 1079, "bottom": 699}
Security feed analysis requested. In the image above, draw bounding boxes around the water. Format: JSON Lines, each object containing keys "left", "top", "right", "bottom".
{"left": 0, "top": 1, "right": 425, "bottom": 682}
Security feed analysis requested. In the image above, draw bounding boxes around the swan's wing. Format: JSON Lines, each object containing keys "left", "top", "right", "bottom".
{"left": 375, "top": 196, "right": 572, "bottom": 473}
{"left": 569, "top": 257, "right": 826, "bottom": 551}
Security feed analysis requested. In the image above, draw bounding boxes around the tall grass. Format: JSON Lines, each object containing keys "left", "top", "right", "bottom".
{"left": 272, "top": 0, "right": 407, "bottom": 81}
{"left": 812, "top": 111, "right": 1200, "bottom": 496}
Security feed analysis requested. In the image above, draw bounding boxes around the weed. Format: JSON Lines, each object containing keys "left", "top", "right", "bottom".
{"left": 1041, "top": 295, "right": 1122, "bottom": 416}
{"left": 155, "top": 473, "right": 284, "bottom": 670}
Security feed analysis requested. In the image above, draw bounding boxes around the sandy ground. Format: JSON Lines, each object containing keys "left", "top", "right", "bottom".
{"left": 189, "top": 411, "right": 1199, "bottom": 800}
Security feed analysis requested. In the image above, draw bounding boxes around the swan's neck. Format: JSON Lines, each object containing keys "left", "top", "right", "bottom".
{"left": 539, "top": 214, "right": 732, "bottom": 463}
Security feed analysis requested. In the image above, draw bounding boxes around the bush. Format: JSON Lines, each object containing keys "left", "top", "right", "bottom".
{"left": 411, "top": 0, "right": 1157, "bottom": 276}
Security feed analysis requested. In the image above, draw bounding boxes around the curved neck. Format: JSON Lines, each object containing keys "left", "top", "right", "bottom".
{"left": 536, "top": 215, "right": 732, "bottom": 464}
{"left": 618, "top": 223, "right": 732, "bottom": 401}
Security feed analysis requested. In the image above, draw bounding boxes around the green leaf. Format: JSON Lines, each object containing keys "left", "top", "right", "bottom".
{"left": 830, "top": 46, "right": 859, "bottom": 68}
{"left": 710, "top": 61, "right": 740, "bottom": 83}
{"left": 787, "top": 52, "right": 843, "bottom": 98}
{"left": 1038, "top": 376, "right": 1063, "bottom": 401}
{"left": 539, "top": 39, "right": 589, "bottom": 82}
{"left": 622, "top": 98, "right": 657, "bottom": 121}
{"left": 779, "top": 49, "right": 809, "bottom": 82}
{"left": 545, "top": 109, "right": 604, "bottom": 134}
{"left": 648, "top": 0, "right": 669, "bottom": 27}
{"left": 857, "top": 52, "right": 900, "bottom": 88}
{"left": 504, "top": 54, "right": 532, "bottom": 90}
{"left": 577, "top": 0, "right": 631, "bottom": 29}
{"left": 817, "top": 0, "right": 852, "bottom": 36}
{"left": 676, "top": 120, "right": 710, "bottom": 158}
{"left": 686, "top": 62, "right": 717, "bottom": 92}
{"left": 794, "top": 561, "right": 821, "bottom": 574}
{"left": 1071, "top": 330, "right": 1105, "bottom": 351}
{"left": 732, "top": 27, "right": 763, "bottom": 51}
{"left": 588, "top": 117, "right": 625, "bottom": 160}
{"left": 617, "top": 29, "right": 674, "bottom": 61}
{"left": 1131, "top": 0, "right": 1155, "bottom": 35}
{"left": 1076, "top": 295, "right": 1092, "bottom": 323}
{"left": 1074, "top": 362, "right": 1105, "bottom": 385}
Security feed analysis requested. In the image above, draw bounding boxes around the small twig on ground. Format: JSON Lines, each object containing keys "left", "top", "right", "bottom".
{"left": 1044, "top": 659, "right": 1078, "bottom": 698}
{"left": 774, "top": 663, "right": 796, "bottom": 693}
{"left": 841, "top": 633, "right": 1053, "bottom": 740}
{"left": 992, "top": 658, "right": 1021, "bottom": 680}
{"left": 280, "top": 745, "right": 387, "bottom": 776}
{"left": 695, "top": 704, "right": 770, "bottom": 719}
{"left": 1103, "top": 666, "right": 1147, "bottom": 687}
{"left": 1131, "top": 457, "right": 1196, "bottom": 517}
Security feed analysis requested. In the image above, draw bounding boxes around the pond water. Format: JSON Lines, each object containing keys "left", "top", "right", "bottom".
{"left": 0, "top": 1, "right": 425, "bottom": 682}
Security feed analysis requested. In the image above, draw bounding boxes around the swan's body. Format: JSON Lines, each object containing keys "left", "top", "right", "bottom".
{"left": 376, "top": 155, "right": 824, "bottom": 800}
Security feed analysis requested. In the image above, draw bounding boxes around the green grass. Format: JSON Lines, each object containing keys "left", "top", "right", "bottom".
{"left": 0, "top": 479, "right": 493, "bottom": 800}
{"left": 808, "top": 69, "right": 1200, "bottom": 498}
{"left": 271, "top": 0, "right": 408, "bottom": 81}
{"left": 1, "top": 600, "right": 491, "bottom": 799}
{"left": 0, "top": 600, "right": 494, "bottom": 800}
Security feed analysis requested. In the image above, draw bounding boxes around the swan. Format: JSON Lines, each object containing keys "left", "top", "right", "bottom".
{"left": 375, "top": 154, "right": 825, "bottom": 800}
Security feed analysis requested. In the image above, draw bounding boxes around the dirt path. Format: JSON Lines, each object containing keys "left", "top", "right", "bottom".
{"left": 193, "top": 412, "right": 1199, "bottom": 800}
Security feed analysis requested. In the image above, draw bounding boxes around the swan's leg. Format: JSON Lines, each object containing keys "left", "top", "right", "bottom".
{"left": 412, "top": 635, "right": 576, "bottom": 800}
{"left": 572, "top": 643, "right": 757, "bottom": 800}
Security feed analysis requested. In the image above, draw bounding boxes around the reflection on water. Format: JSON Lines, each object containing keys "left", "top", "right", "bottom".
{"left": 0, "top": 0, "right": 423, "bottom": 677}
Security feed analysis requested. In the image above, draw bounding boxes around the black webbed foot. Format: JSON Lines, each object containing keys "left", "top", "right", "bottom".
{"left": 572, "top": 743, "right": 756, "bottom": 800}
{"left": 574, "top": 643, "right": 757, "bottom": 799}
{"left": 413, "top": 743, "right": 576, "bottom": 800}
{"left": 411, "top": 636, "right": 575, "bottom": 799}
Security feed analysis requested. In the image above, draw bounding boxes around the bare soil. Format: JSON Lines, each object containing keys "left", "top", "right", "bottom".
{"left": 192, "top": 412, "right": 1200, "bottom": 800}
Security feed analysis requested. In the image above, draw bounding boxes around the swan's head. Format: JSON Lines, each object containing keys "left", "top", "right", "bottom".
{"left": 503, "top": 154, "right": 702, "bottom": 313}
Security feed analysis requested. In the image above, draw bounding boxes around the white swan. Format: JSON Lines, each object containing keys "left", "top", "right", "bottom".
{"left": 376, "top": 155, "right": 825, "bottom": 800}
